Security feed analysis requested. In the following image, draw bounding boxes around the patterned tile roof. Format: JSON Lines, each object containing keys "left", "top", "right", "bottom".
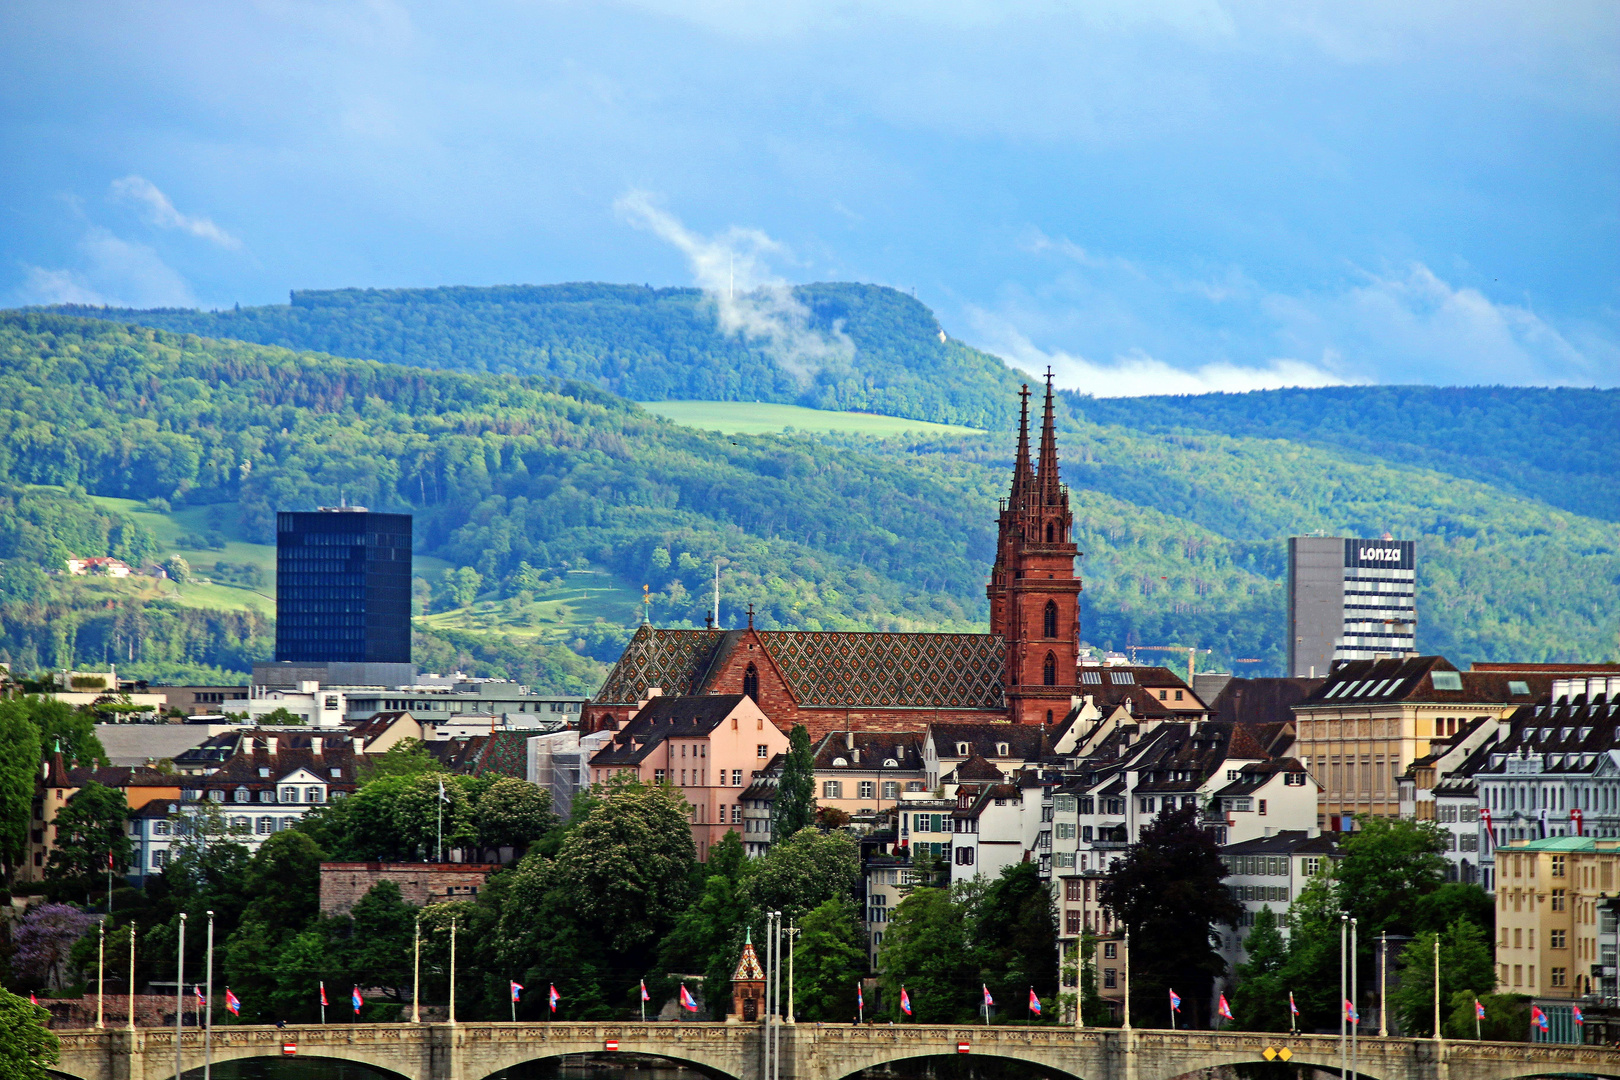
{"left": 758, "top": 631, "right": 1005, "bottom": 709}
{"left": 594, "top": 626, "right": 1009, "bottom": 711}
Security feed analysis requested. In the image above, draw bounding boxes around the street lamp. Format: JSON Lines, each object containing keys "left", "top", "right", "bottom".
{"left": 785, "top": 921, "right": 800, "bottom": 1024}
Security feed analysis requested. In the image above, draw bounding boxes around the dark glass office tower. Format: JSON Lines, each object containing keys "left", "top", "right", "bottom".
{"left": 275, "top": 508, "right": 412, "bottom": 665}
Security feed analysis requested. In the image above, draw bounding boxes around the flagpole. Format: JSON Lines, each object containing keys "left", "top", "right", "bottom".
{"left": 1121, "top": 931, "right": 1130, "bottom": 1031}
{"left": 412, "top": 919, "right": 421, "bottom": 1023}
{"left": 1169, "top": 989, "right": 1174, "bottom": 1031}
{"left": 1351, "top": 917, "right": 1358, "bottom": 1080}
{"left": 449, "top": 918, "right": 458, "bottom": 1025}
{"left": 320, "top": 983, "right": 325, "bottom": 1026}
{"left": 1433, "top": 934, "right": 1442, "bottom": 1043}
{"left": 175, "top": 913, "right": 186, "bottom": 1080}
{"left": 511, "top": 980, "right": 516, "bottom": 1023}
{"left": 1379, "top": 932, "right": 1389, "bottom": 1037}
{"left": 127, "top": 925, "right": 135, "bottom": 1033}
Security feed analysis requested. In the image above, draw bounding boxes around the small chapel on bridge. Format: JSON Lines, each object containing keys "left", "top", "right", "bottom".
{"left": 583, "top": 375, "right": 1082, "bottom": 740}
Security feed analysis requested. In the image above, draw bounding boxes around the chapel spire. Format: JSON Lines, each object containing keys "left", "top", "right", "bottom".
{"left": 1008, "top": 384, "right": 1033, "bottom": 508}
{"left": 1036, "top": 368, "right": 1063, "bottom": 504}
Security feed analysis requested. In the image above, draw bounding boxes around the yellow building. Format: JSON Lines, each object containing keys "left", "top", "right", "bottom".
{"left": 1292, "top": 658, "right": 1544, "bottom": 830}
{"left": 1495, "top": 836, "right": 1619, "bottom": 1001}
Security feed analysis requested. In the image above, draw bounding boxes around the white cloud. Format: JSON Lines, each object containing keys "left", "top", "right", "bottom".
{"left": 615, "top": 191, "right": 853, "bottom": 383}
{"left": 14, "top": 229, "right": 198, "bottom": 309}
{"left": 969, "top": 309, "right": 1351, "bottom": 398}
{"left": 110, "top": 175, "right": 242, "bottom": 250}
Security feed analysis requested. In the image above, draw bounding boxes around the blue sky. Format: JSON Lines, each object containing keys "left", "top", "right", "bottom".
{"left": 2, "top": 1, "right": 1616, "bottom": 395}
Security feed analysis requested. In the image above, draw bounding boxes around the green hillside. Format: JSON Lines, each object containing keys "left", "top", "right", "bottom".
{"left": 639, "top": 400, "right": 983, "bottom": 437}
{"left": 0, "top": 311, "right": 1614, "bottom": 688}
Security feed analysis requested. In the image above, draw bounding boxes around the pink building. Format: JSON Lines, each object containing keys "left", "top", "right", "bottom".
{"left": 587, "top": 692, "right": 790, "bottom": 860}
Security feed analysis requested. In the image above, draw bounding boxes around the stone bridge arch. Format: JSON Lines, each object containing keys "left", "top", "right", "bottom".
{"left": 456, "top": 1023, "right": 751, "bottom": 1080}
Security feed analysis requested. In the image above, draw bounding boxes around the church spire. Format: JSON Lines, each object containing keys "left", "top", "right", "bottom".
{"left": 1036, "top": 368, "right": 1061, "bottom": 504}
{"left": 1008, "top": 384, "right": 1033, "bottom": 508}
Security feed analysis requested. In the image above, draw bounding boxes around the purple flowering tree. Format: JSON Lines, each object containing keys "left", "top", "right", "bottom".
{"left": 11, "top": 904, "right": 96, "bottom": 991}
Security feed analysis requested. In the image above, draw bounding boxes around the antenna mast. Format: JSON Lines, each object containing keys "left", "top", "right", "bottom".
{"left": 714, "top": 560, "right": 722, "bottom": 629}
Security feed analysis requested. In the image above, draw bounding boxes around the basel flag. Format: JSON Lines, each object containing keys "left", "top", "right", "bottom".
{"left": 1345, "top": 999, "right": 1359, "bottom": 1024}
{"left": 225, "top": 989, "right": 241, "bottom": 1016}
{"left": 1169, "top": 989, "right": 1181, "bottom": 1014}
{"left": 1029, "top": 989, "right": 1042, "bottom": 1015}
{"left": 1476, "top": 998, "right": 1486, "bottom": 1020}
{"left": 900, "top": 986, "right": 913, "bottom": 1016}
{"left": 1574, "top": 1006, "right": 1585, "bottom": 1026}
{"left": 680, "top": 984, "right": 699, "bottom": 1012}
{"left": 1532, "top": 1005, "right": 1550, "bottom": 1031}
{"left": 352, "top": 986, "right": 364, "bottom": 1013}
{"left": 1290, "top": 992, "right": 1299, "bottom": 1017}
{"left": 982, "top": 985, "right": 994, "bottom": 1008}
{"left": 1218, "top": 994, "right": 1234, "bottom": 1021}
{"left": 857, "top": 984, "right": 863, "bottom": 1010}
{"left": 320, "top": 982, "right": 328, "bottom": 1007}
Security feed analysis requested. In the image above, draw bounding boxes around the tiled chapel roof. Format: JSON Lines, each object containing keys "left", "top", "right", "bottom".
{"left": 594, "top": 625, "right": 1007, "bottom": 711}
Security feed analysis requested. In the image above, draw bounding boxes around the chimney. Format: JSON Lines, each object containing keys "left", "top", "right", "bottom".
{"left": 312, "top": 736, "right": 323, "bottom": 756}
{"left": 266, "top": 736, "right": 279, "bottom": 757}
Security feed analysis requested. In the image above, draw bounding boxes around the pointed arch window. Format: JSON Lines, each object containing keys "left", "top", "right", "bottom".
{"left": 1043, "top": 600, "right": 1058, "bottom": 639}
{"left": 743, "top": 663, "right": 760, "bottom": 700}
{"left": 1043, "top": 652, "right": 1057, "bottom": 686}
{"left": 1046, "top": 521, "right": 1056, "bottom": 543}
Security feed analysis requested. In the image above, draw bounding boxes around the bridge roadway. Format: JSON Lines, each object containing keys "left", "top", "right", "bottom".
{"left": 49, "top": 1022, "right": 1620, "bottom": 1080}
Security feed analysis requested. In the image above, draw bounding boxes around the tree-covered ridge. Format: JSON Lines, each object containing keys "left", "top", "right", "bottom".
{"left": 44, "top": 282, "right": 1030, "bottom": 431}
{"left": 1069, "top": 384, "right": 1620, "bottom": 523}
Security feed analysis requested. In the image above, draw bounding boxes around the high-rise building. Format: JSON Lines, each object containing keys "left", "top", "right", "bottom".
{"left": 274, "top": 507, "right": 412, "bottom": 672}
{"left": 1287, "top": 535, "right": 1416, "bottom": 677}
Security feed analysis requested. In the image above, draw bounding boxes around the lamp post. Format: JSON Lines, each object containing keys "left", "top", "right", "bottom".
{"left": 128, "top": 923, "right": 136, "bottom": 1033}
{"left": 96, "top": 920, "right": 105, "bottom": 1029}
{"left": 1350, "top": 917, "right": 1358, "bottom": 1080}
{"left": 204, "top": 910, "right": 214, "bottom": 1080}
{"left": 1340, "top": 914, "right": 1348, "bottom": 1080}
{"left": 175, "top": 913, "right": 186, "bottom": 1080}
{"left": 412, "top": 918, "right": 422, "bottom": 1024}
{"left": 449, "top": 918, "right": 458, "bottom": 1025}
{"left": 1121, "top": 930, "right": 1130, "bottom": 1031}
{"left": 785, "top": 921, "right": 800, "bottom": 1024}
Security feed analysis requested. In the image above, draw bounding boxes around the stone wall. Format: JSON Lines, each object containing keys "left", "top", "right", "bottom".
{"left": 318, "top": 862, "right": 504, "bottom": 916}
{"left": 40, "top": 994, "right": 177, "bottom": 1028}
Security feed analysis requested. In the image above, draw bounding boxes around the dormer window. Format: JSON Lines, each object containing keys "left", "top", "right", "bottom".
{"left": 258, "top": 768, "right": 270, "bottom": 778}
{"left": 996, "top": 742, "right": 1009, "bottom": 758}
{"left": 957, "top": 742, "right": 970, "bottom": 757}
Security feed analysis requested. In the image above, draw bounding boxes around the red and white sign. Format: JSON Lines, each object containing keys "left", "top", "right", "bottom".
{"left": 282, "top": 1044, "right": 298, "bottom": 1056}
{"left": 957, "top": 1043, "right": 971, "bottom": 1054}
{"left": 604, "top": 1041, "right": 620, "bottom": 1052}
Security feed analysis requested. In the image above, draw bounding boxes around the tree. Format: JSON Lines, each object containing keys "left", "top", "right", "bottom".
{"left": 1099, "top": 806, "right": 1241, "bottom": 1029}
{"left": 1337, "top": 816, "right": 1447, "bottom": 936}
{"left": 740, "top": 827, "right": 860, "bottom": 925}
{"left": 1412, "top": 882, "right": 1494, "bottom": 938}
{"left": 11, "top": 904, "right": 96, "bottom": 990}
{"left": 26, "top": 697, "right": 107, "bottom": 767}
{"left": 793, "top": 897, "right": 867, "bottom": 1022}
{"left": 449, "top": 567, "right": 482, "bottom": 607}
{"left": 1231, "top": 906, "right": 1289, "bottom": 1032}
{"left": 357, "top": 737, "right": 441, "bottom": 780}
{"left": 876, "top": 885, "right": 977, "bottom": 1023}
{"left": 0, "top": 702, "right": 42, "bottom": 876}
{"left": 343, "top": 881, "right": 419, "bottom": 1003}
{"left": 975, "top": 862, "right": 1058, "bottom": 1015}
{"left": 1278, "top": 863, "right": 1342, "bottom": 1033}
{"left": 256, "top": 707, "right": 303, "bottom": 726}
{"left": 771, "top": 724, "right": 815, "bottom": 842}
{"left": 473, "top": 777, "right": 557, "bottom": 853}
{"left": 0, "top": 989, "right": 59, "bottom": 1080}
{"left": 163, "top": 555, "right": 192, "bottom": 584}
{"left": 45, "top": 781, "right": 132, "bottom": 881}
{"left": 1392, "top": 919, "right": 1496, "bottom": 1037}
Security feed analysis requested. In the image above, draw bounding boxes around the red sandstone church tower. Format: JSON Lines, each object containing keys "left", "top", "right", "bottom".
{"left": 988, "top": 372, "right": 1082, "bottom": 725}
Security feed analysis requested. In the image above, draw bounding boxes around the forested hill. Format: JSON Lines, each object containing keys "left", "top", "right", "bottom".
{"left": 47, "top": 282, "right": 1028, "bottom": 431}
{"left": 1, "top": 311, "right": 1617, "bottom": 688}
{"left": 1070, "top": 385, "right": 1620, "bottom": 523}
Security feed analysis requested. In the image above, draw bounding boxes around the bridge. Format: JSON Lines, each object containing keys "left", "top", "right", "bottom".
{"left": 48, "top": 1022, "right": 1620, "bottom": 1080}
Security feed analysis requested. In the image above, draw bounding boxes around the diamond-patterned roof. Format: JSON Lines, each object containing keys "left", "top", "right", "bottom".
{"left": 593, "top": 625, "right": 1006, "bottom": 711}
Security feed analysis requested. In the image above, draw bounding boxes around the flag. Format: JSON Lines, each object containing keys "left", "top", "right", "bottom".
{"left": 1475, "top": 998, "right": 1486, "bottom": 1020}
{"left": 28, "top": 993, "right": 37, "bottom": 1006}
{"left": 225, "top": 989, "right": 241, "bottom": 1016}
{"left": 982, "top": 985, "right": 994, "bottom": 1008}
{"left": 680, "top": 983, "right": 699, "bottom": 1012}
{"left": 511, "top": 981, "right": 524, "bottom": 1003}
{"left": 1218, "top": 993, "right": 1233, "bottom": 1021}
{"left": 194, "top": 984, "right": 204, "bottom": 1006}
{"left": 352, "top": 986, "right": 364, "bottom": 1013}
{"left": 548, "top": 984, "right": 559, "bottom": 1012}
{"left": 641, "top": 979, "right": 650, "bottom": 1003}
{"left": 1029, "top": 988, "right": 1042, "bottom": 1016}
{"left": 320, "top": 982, "right": 328, "bottom": 1007}
{"left": 1345, "top": 998, "right": 1359, "bottom": 1023}
{"left": 108, "top": 851, "right": 115, "bottom": 870}
{"left": 1289, "top": 991, "right": 1299, "bottom": 1017}
{"left": 1574, "top": 1005, "right": 1585, "bottom": 1026}
{"left": 1532, "top": 1005, "right": 1549, "bottom": 1031}
{"left": 857, "top": 984, "right": 863, "bottom": 1010}
{"left": 900, "top": 986, "right": 912, "bottom": 1016}
{"left": 1169, "top": 989, "right": 1181, "bottom": 1013}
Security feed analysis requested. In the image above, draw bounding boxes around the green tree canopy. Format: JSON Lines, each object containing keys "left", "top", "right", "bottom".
{"left": 1231, "top": 906, "right": 1289, "bottom": 1032}
{"left": 875, "top": 885, "right": 976, "bottom": 1023}
{"left": 0, "top": 990, "right": 59, "bottom": 1080}
{"left": 740, "top": 827, "right": 860, "bottom": 925}
{"left": 1337, "top": 816, "right": 1447, "bottom": 936}
{"left": 1392, "top": 920, "right": 1496, "bottom": 1037}
{"left": 974, "top": 862, "right": 1058, "bottom": 1013}
{"left": 771, "top": 724, "right": 815, "bottom": 842}
{"left": 1099, "top": 806, "right": 1241, "bottom": 1029}
{"left": 793, "top": 897, "right": 868, "bottom": 1022}
{"left": 45, "top": 781, "right": 132, "bottom": 881}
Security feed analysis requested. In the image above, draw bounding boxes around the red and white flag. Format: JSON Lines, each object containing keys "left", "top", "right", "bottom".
{"left": 640, "top": 979, "right": 650, "bottom": 1002}
{"left": 679, "top": 984, "right": 699, "bottom": 1012}
{"left": 320, "top": 982, "right": 328, "bottom": 1007}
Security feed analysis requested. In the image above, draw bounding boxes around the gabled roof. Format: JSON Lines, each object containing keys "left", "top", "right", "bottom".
{"left": 928, "top": 723, "right": 1050, "bottom": 761}
{"left": 1211, "top": 678, "right": 1326, "bottom": 726}
{"left": 1221, "top": 830, "right": 1340, "bottom": 856}
{"left": 593, "top": 625, "right": 1008, "bottom": 710}
{"left": 948, "top": 755, "right": 1007, "bottom": 782}
{"left": 589, "top": 694, "right": 752, "bottom": 767}
{"left": 812, "top": 731, "right": 926, "bottom": 772}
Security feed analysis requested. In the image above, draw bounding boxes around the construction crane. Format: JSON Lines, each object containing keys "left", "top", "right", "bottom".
{"left": 1127, "top": 645, "right": 1213, "bottom": 683}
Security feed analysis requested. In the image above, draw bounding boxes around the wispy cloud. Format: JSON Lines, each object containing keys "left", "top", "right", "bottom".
{"left": 15, "top": 229, "right": 198, "bottom": 309}
{"left": 615, "top": 191, "right": 853, "bottom": 384}
{"left": 110, "top": 175, "right": 242, "bottom": 250}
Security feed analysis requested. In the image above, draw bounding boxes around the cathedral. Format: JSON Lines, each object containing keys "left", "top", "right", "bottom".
{"left": 582, "top": 376, "right": 1081, "bottom": 739}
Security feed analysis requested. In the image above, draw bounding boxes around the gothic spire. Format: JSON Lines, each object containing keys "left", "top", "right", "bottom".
{"left": 1009, "top": 384, "right": 1033, "bottom": 508}
{"left": 1037, "top": 368, "right": 1061, "bottom": 503}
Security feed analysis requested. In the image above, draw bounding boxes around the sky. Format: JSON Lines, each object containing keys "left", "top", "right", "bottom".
{"left": 1, "top": 1, "right": 1616, "bottom": 396}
